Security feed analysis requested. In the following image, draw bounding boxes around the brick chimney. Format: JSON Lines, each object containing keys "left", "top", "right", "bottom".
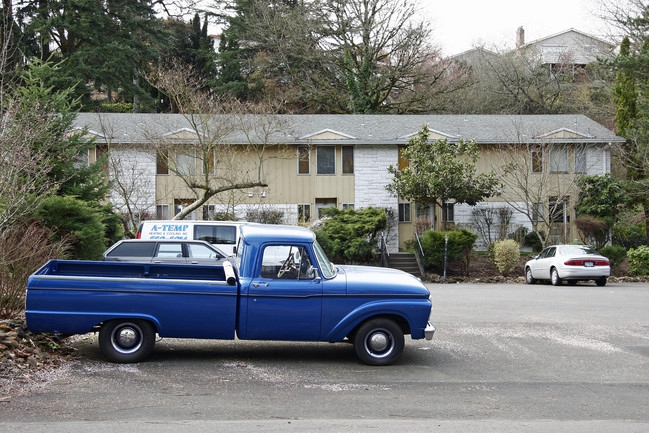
{"left": 516, "top": 26, "right": 525, "bottom": 47}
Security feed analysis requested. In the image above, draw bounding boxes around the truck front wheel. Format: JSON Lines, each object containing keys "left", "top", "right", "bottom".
{"left": 99, "top": 319, "right": 156, "bottom": 363}
{"left": 353, "top": 318, "right": 404, "bottom": 366}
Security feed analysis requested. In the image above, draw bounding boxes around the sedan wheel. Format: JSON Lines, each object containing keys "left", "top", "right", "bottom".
{"left": 525, "top": 267, "right": 536, "bottom": 284}
{"left": 551, "top": 268, "right": 562, "bottom": 286}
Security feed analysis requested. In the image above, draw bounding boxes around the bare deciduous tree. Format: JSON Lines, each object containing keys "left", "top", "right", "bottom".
{"left": 234, "top": 0, "right": 469, "bottom": 113}
{"left": 148, "top": 63, "right": 290, "bottom": 220}
{"left": 494, "top": 138, "right": 605, "bottom": 247}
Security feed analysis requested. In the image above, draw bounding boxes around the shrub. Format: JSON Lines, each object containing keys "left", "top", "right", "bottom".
{"left": 575, "top": 216, "right": 610, "bottom": 250}
{"left": 419, "top": 229, "right": 478, "bottom": 276}
{"left": 36, "top": 196, "right": 109, "bottom": 260}
{"left": 612, "top": 210, "right": 647, "bottom": 249}
{"left": 524, "top": 231, "right": 543, "bottom": 252}
{"left": 246, "top": 208, "right": 284, "bottom": 224}
{"left": 508, "top": 226, "right": 528, "bottom": 248}
{"left": 0, "top": 224, "right": 70, "bottom": 317}
{"left": 314, "top": 207, "right": 387, "bottom": 264}
{"left": 627, "top": 245, "right": 649, "bottom": 276}
{"left": 492, "top": 239, "right": 520, "bottom": 276}
{"left": 598, "top": 245, "right": 627, "bottom": 269}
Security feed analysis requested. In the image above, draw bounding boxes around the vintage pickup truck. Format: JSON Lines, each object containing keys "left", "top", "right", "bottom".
{"left": 26, "top": 224, "right": 434, "bottom": 366}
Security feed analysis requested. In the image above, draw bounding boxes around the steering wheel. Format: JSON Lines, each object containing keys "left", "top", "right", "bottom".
{"left": 277, "top": 254, "right": 296, "bottom": 278}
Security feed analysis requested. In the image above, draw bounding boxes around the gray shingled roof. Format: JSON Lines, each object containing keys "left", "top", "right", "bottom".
{"left": 74, "top": 113, "right": 624, "bottom": 146}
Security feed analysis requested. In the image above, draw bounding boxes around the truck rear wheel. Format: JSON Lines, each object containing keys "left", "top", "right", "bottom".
{"left": 99, "top": 319, "right": 155, "bottom": 363}
{"left": 353, "top": 318, "right": 404, "bottom": 366}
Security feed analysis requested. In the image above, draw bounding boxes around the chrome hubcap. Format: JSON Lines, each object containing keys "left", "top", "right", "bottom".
{"left": 365, "top": 329, "right": 394, "bottom": 359}
{"left": 111, "top": 323, "right": 143, "bottom": 354}
{"left": 117, "top": 328, "right": 138, "bottom": 348}
{"left": 369, "top": 332, "right": 388, "bottom": 352}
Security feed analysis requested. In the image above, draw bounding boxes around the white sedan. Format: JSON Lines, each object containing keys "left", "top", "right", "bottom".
{"left": 524, "top": 245, "right": 610, "bottom": 286}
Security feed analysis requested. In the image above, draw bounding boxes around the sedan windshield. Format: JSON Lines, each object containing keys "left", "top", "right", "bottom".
{"left": 559, "top": 245, "right": 600, "bottom": 256}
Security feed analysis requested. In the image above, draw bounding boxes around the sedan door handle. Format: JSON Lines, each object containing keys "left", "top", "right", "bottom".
{"left": 253, "top": 282, "right": 269, "bottom": 288}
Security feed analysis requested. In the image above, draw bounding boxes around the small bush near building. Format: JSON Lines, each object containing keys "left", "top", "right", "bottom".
{"left": 315, "top": 207, "right": 387, "bottom": 264}
{"left": 599, "top": 245, "right": 627, "bottom": 270}
{"left": 419, "top": 229, "right": 478, "bottom": 276}
{"left": 612, "top": 210, "right": 647, "bottom": 249}
{"left": 524, "top": 231, "right": 543, "bottom": 252}
{"left": 246, "top": 208, "right": 284, "bottom": 224}
{"left": 492, "top": 239, "right": 521, "bottom": 276}
{"left": 627, "top": 245, "right": 649, "bottom": 276}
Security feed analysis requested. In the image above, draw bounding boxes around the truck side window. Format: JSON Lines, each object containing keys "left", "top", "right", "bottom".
{"left": 260, "top": 245, "right": 315, "bottom": 280}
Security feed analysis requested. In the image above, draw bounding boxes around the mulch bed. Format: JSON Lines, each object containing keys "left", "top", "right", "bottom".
{"left": 0, "top": 316, "right": 78, "bottom": 398}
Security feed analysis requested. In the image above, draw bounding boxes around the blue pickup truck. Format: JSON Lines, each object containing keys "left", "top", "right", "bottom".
{"left": 26, "top": 224, "right": 434, "bottom": 366}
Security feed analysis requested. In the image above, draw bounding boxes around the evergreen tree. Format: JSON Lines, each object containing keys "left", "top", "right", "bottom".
{"left": 612, "top": 5, "right": 649, "bottom": 244}
{"left": 614, "top": 37, "right": 638, "bottom": 137}
{"left": 16, "top": 60, "right": 109, "bottom": 201}
{"left": 16, "top": 0, "right": 168, "bottom": 110}
{"left": 214, "top": 0, "right": 262, "bottom": 100}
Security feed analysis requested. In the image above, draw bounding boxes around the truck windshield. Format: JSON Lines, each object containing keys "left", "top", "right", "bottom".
{"left": 313, "top": 240, "right": 336, "bottom": 279}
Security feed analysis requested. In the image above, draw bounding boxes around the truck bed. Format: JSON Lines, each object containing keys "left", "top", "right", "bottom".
{"left": 26, "top": 260, "right": 239, "bottom": 339}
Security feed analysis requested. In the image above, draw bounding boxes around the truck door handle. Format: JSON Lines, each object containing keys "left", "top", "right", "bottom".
{"left": 253, "top": 282, "right": 269, "bottom": 288}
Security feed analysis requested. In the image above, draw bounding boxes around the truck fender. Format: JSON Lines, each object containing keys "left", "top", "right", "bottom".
{"left": 323, "top": 300, "right": 415, "bottom": 342}
{"left": 99, "top": 314, "right": 162, "bottom": 333}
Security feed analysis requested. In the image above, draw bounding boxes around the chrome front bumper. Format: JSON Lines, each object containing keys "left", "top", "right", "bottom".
{"left": 424, "top": 322, "right": 436, "bottom": 340}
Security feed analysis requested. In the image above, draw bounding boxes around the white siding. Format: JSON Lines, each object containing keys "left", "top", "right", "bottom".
{"left": 456, "top": 202, "right": 533, "bottom": 250}
{"left": 354, "top": 144, "right": 400, "bottom": 252}
{"left": 109, "top": 148, "right": 157, "bottom": 220}
{"left": 586, "top": 145, "right": 610, "bottom": 175}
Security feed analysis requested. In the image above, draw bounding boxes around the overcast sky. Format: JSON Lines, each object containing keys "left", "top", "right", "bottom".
{"left": 424, "top": 0, "right": 616, "bottom": 56}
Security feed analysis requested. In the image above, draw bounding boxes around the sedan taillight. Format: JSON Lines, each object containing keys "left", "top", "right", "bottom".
{"left": 564, "top": 259, "right": 610, "bottom": 266}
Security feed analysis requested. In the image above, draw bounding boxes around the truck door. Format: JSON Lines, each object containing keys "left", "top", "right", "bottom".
{"left": 246, "top": 244, "right": 323, "bottom": 341}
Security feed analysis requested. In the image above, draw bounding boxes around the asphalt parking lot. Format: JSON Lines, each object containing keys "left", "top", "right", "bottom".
{"left": 1, "top": 282, "right": 648, "bottom": 432}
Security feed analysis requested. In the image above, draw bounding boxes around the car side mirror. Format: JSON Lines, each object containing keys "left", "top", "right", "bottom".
{"left": 531, "top": 255, "right": 538, "bottom": 260}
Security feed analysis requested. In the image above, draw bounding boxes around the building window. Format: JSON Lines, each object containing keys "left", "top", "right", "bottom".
{"left": 174, "top": 199, "right": 196, "bottom": 220}
{"left": 342, "top": 203, "right": 355, "bottom": 210}
{"left": 398, "top": 145, "right": 409, "bottom": 170}
{"left": 298, "top": 204, "right": 311, "bottom": 223}
{"left": 342, "top": 146, "right": 354, "bottom": 174}
{"left": 444, "top": 203, "right": 455, "bottom": 223}
{"left": 574, "top": 145, "right": 586, "bottom": 173}
{"left": 532, "top": 202, "right": 544, "bottom": 222}
{"left": 317, "top": 146, "right": 336, "bottom": 175}
{"left": 549, "top": 146, "right": 568, "bottom": 173}
{"left": 549, "top": 197, "right": 569, "bottom": 223}
{"left": 156, "top": 204, "right": 169, "bottom": 219}
{"left": 398, "top": 203, "right": 411, "bottom": 223}
{"left": 531, "top": 147, "right": 544, "bottom": 173}
{"left": 202, "top": 204, "right": 217, "bottom": 220}
{"left": 298, "top": 146, "right": 310, "bottom": 175}
{"left": 176, "top": 150, "right": 195, "bottom": 176}
{"left": 156, "top": 150, "right": 169, "bottom": 175}
{"left": 202, "top": 150, "right": 215, "bottom": 175}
